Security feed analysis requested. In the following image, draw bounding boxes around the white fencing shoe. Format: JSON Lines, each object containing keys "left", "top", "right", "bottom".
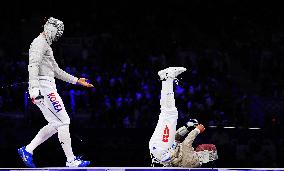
{"left": 158, "top": 67, "right": 187, "bottom": 80}
{"left": 66, "top": 156, "right": 90, "bottom": 167}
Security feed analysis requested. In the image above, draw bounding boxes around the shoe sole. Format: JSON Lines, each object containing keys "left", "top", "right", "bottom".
{"left": 79, "top": 161, "right": 91, "bottom": 167}
{"left": 66, "top": 161, "right": 91, "bottom": 167}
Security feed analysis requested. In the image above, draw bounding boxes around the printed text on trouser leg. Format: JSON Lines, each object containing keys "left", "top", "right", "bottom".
{"left": 47, "top": 92, "right": 63, "bottom": 113}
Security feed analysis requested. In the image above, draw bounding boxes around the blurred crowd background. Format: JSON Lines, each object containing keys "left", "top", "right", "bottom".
{"left": 1, "top": 0, "right": 284, "bottom": 167}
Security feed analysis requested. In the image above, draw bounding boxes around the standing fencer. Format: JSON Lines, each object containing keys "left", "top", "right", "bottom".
{"left": 18, "top": 17, "right": 93, "bottom": 167}
{"left": 149, "top": 67, "right": 218, "bottom": 167}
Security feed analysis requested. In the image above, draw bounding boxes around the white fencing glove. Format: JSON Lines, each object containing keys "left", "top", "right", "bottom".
{"left": 29, "top": 88, "right": 44, "bottom": 104}
{"left": 186, "top": 119, "right": 199, "bottom": 127}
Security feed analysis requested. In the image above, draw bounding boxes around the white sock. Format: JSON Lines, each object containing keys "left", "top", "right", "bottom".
{"left": 160, "top": 78, "right": 175, "bottom": 109}
{"left": 26, "top": 124, "right": 57, "bottom": 154}
{"left": 58, "top": 125, "right": 75, "bottom": 162}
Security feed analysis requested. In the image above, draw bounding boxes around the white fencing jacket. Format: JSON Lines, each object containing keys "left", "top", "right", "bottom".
{"left": 28, "top": 33, "right": 78, "bottom": 95}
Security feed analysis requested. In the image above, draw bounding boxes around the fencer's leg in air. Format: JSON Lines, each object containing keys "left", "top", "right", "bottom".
{"left": 149, "top": 67, "right": 187, "bottom": 163}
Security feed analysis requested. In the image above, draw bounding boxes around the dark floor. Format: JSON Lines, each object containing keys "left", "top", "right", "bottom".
{"left": 0, "top": 115, "right": 283, "bottom": 168}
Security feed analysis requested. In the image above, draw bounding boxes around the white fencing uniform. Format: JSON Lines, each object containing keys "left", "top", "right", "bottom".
{"left": 28, "top": 34, "right": 78, "bottom": 128}
{"left": 149, "top": 78, "right": 178, "bottom": 163}
{"left": 21, "top": 18, "right": 90, "bottom": 167}
{"left": 149, "top": 67, "right": 218, "bottom": 167}
{"left": 36, "top": 76, "right": 70, "bottom": 128}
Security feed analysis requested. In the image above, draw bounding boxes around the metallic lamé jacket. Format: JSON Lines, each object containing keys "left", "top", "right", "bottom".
{"left": 168, "top": 128, "right": 201, "bottom": 167}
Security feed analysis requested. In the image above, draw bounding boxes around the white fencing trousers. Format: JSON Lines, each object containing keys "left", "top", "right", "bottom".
{"left": 36, "top": 76, "right": 70, "bottom": 128}
{"left": 149, "top": 107, "right": 178, "bottom": 162}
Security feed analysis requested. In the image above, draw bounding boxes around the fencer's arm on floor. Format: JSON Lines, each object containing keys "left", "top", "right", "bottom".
{"left": 28, "top": 38, "right": 45, "bottom": 99}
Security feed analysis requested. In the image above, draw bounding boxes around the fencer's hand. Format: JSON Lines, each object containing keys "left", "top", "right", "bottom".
{"left": 186, "top": 119, "right": 199, "bottom": 127}
{"left": 29, "top": 88, "right": 40, "bottom": 99}
{"left": 77, "top": 78, "right": 94, "bottom": 88}
{"left": 196, "top": 124, "right": 205, "bottom": 133}
{"left": 29, "top": 88, "right": 44, "bottom": 104}
{"left": 32, "top": 94, "right": 44, "bottom": 104}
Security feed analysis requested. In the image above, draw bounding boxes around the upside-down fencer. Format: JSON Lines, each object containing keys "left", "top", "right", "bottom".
{"left": 149, "top": 67, "right": 218, "bottom": 167}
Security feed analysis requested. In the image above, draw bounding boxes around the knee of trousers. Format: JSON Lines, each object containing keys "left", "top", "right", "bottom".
{"left": 57, "top": 123, "right": 70, "bottom": 129}
{"left": 46, "top": 123, "right": 59, "bottom": 132}
{"left": 49, "top": 118, "right": 70, "bottom": 129}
